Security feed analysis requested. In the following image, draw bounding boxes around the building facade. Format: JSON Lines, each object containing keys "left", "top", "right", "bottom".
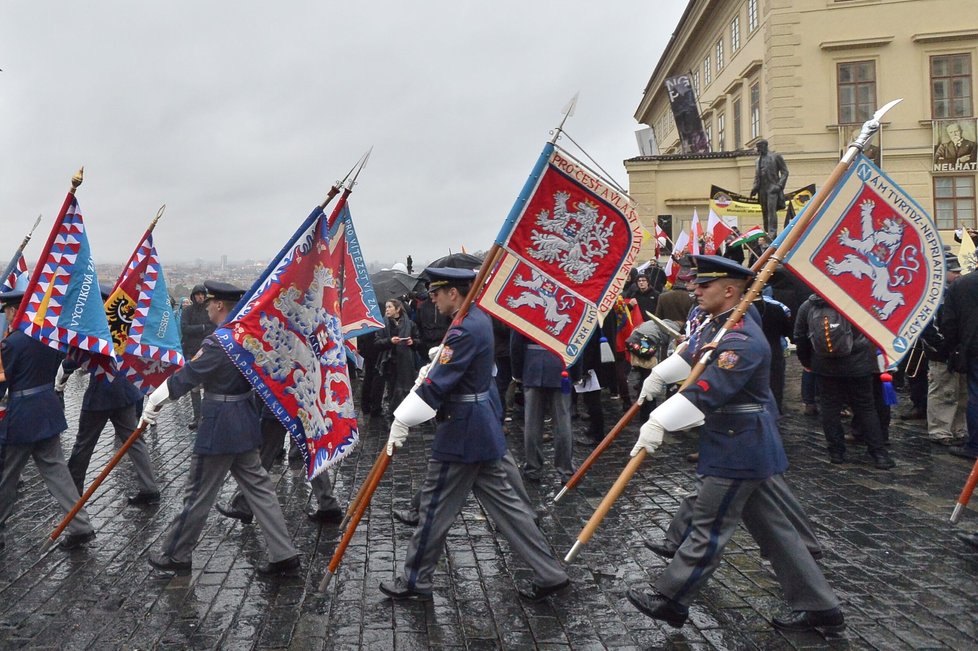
{"left": 627, "top": 0, "right": 976, "bottom": 255}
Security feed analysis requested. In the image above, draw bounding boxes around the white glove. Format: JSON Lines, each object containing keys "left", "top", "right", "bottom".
{"left": 140, "top": 382, "right": 171, "bottom": 426}
{"left": 428, "top": 346, "right": 439, "bottom": 362}
{"left": 631, "top": 418, "right": 665, "bottom": 457}
{"left": 386, "top": 419, "right": 410, "bottom": 455}
{"left": 54, "top": 365, "right": 69, "bottom": 393}
{"left": 416, "top": 363, "right": 432, "bottom": 384}
{"left": 638, "top": 371, "right": 666, "bottom": 404}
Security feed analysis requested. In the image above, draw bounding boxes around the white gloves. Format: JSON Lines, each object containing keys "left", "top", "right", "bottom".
{"left": 631, "top": 418, "right": 665, "bottom": 457}
{"left": 386, "top": 419, "right": 410, "bottom": 455}
{"left": 638, "top": 371, "right": 666, "bottom": 404}
{"left": 637, "top": 352, "right": 692, "bottom": 404}
{"left": 140, "top": 382, "right": 171, "bottom": 426}
{"left": 414, "top": 346, "right": 441, "bottom": 386}
{"left": 54, "top": 364, "right": 69, "bottom": 393}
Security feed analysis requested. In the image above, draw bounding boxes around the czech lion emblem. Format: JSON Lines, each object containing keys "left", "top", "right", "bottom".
{"left": 526, "top": 191, "right": 615, "bottom": 283}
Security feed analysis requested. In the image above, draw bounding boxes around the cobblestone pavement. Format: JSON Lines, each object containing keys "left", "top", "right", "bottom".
{"left": 2, "top": 358, "right": 978, "bottom": 650}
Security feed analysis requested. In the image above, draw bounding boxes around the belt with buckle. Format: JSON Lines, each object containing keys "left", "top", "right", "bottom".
{"left": 714, "top": 403, "right": 765, "bottom": 414}
{"left": 203, "top": 391, "right": 252, "bottom": 403}
{"left": 446, "top": 391, "right": 491, "bottom": 403}
{"left": 10, "top": 383, "right": 55, "bottom": 398}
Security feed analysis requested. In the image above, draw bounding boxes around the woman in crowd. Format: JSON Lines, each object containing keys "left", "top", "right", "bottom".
{"left": 375, "top": 298, "right": 422, "bottom": 415}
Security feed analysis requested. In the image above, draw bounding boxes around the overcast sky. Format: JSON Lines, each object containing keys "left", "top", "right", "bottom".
{"left": 1, "top": 2, "right": 684, "bottom": 268}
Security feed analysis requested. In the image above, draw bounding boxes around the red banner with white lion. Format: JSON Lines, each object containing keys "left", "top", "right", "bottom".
{"left": 478, "top": 143, "right": 643, "bottom": 365}
{"left": 783, "top": 154, "right": 945, "bottom": 365}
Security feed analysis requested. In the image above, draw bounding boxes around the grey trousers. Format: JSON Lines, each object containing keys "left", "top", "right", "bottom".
{"left": 661, "top": 474, "right": 822, "bottom": 558}
{"left": 408, "top": 450, "right": 531, "bottom": 512}
{"left": 67, "top": 404, "right": 158, "bottom": 495}
{"left": 655, "top": 474, "right": 838, "bottom": 611}
{"left": 928, "top": 363, "right": 968, "bottom": 441}
{"left": 0, "top": 436, "right": 94, "bottom": 535}
{"left": 523, "top": 387, "right": 574, "bottom": 480}
{"left": 401, "top": 457, "right": 567, "bottom": 593}
{"left": 228, "top": 419, "right": 339, "bottom": 515}
{"left": 158, "top": 450, "right": 298, "bottom": 564}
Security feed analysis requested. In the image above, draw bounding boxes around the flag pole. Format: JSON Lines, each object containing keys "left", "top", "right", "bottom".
{"left": 1, "top": 213, "right": 42, "bottom": 284}
{"left": 951, "top": 458, "right": 978, "bottom": 523}
{"left": 12, "top": 168, "right": 83, "bottom": 328}
{"left": 564, "top": 99, "right": 903, "bottom": 562}
{"left": 321, "top": 102, "right": 579, "bottom": 591}
{"left": 40, "top": 424, "right": 149, "bottom": 553}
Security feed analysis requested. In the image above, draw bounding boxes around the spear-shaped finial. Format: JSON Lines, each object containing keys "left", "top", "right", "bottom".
{"left": 70, "top": 167, "right": 84, "bottom": 194}
{"left": 550, "top": 92, "right": 579, "bottom": 144}
{"left": 149, "top": 204, "right": 166, "bottom": 231}
{"left": 345, "top": 147, "right": 373, "bottom": 190}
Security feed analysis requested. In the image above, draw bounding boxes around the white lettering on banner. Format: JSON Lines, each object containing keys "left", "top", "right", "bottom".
{"left": 69, "top": 267, "right": 96, "bottom": 328}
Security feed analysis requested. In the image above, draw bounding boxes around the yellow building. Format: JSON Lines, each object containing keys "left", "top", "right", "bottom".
{"left": 627, "top": 0, "right": 977, "bottom": 255}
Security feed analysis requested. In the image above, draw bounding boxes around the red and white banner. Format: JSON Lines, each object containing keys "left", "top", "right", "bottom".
{"left": 783, "top": 154, "right": 945, "bottom": 364}
{"left": 479, "top": 143, "right": 643, "bottom": 365}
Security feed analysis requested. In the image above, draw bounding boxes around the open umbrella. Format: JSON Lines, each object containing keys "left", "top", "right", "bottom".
{"left": 425, "top": 252, "right": 484, "bottom": 270}
{"left": 369, "top": 270, "right": 425, "bottom": 305}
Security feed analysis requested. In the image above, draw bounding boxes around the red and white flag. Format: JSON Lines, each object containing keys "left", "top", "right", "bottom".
{"left": 705, "top": 209, "right": 734, "bottom": 255}
{"left": 664, "top": 229, "right": 691, "bottom": 285}
{"left": 689, "top": 210, "right": 702, "bottom": 256}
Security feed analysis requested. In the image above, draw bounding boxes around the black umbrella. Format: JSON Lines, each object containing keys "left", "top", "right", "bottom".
{"left": 425, "top": 252, "right": 484, "bottom": 271}
{"left": 369, "top": 270, "right": 425, "bottom": 305}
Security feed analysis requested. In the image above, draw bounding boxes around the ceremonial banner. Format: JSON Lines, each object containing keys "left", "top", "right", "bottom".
{"left": 710, "top": 184, "right": 816, "bottom": 223}
{"left": 216, "top": 202, "right": 359, "bottom": 479}
{"left": 327, "top": 203, "right": 384, "bottom": 339}
{"left": 112, "top": 233, "right": 185, "bottom": 392}
{"left": 2, "top": 254, "right": 28, "bottom": 292}
{"left": 783, "top": 154, "right": 945, "bottom": 364}
{"left": 478, "top": 143, "right": 643, "bottom": 365}
{"left": 13, "top": 196, "right": 117, "bottom": 365}
{"left": 958, "top": 229, "right": 977, "bottom": 274}
{"left": 665, "top": 74, "right": 710, "bottom": 154}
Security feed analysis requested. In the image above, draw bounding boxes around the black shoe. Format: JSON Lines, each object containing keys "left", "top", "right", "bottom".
{"left": 127, "top": 491, "right": 161, "bottom": 506}
{"left": 870, "top": 451, "right": 895, "bottom": 470}
{"left": 643, "top": 540, "right": 677, "bottom": 559}
{"left": 188, "top": 422, "right": 198, "bottom": 431}
{"left": 257, "top": 555, "right": 301, "bottom": 576}
{"left": 148, "top": 552, "right": 191, "bottom": 574}
{"left": 686, "top": 452, "right": 699, "bottom": 463}
{"left": 58, "top": 530, "right": 96, "bottom": 550}
{"left": 956, "top": 531, "right": 978, "bottom": 550}
{"left": 517, "top": 578, "right": 571, "bottom": 603}
{"left": 392, "top": 508, "right": 420, "bottom": 526}
{"left": 828, "top": 451, "right": 846, "bottom": 464}
{"left": 771, "top": 607, "right": 845, "bottom": 633}
{"left": 949, "top": 446, "right": 978, "bottom": 460}
{"left": 899, "top": 408, "right": 926, "bottom": 421}
{"left": 379, "top": 577, "right": 433, "bottom": 602}
{"left": 307, "top": 507, "right": 343, "bottom": 524}
{"left": 216, "top": 502, "right": 254, "bottom": 525}
{"left": 625, "top": 588, "right": 688, "bottom": 627}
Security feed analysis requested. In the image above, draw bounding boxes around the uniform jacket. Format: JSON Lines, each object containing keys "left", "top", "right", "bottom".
{"left": 166, "top": 334, "right": 260, "bottom": 455}
{"left": 63, "top": 359, "right": 143, "bottom": 412}
{"left": 0, "top": 331, "right": 67, "bottom": 444}
{"left": 416, "top": 307, "right": 506, "bottom": 463}
{"left": 679, "top": 307, "right": 788, "bottom": 480}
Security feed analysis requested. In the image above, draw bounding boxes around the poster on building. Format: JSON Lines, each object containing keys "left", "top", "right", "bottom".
{"left": 665, "top": 74, "right": 710, "bottom": 154}
{"left": 840, "top": 125, "right": 882, "bottom": 167}
{"left": 933, "top": 118, "right": 978, "bottom": 172}
{"left": 709, "top": 184, "right": 815, "bottom": 225}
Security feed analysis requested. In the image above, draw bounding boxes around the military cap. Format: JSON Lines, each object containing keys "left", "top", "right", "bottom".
{"left": 689, "top": 254, "right": 755, "bottom": 284}
{"left": 0, "top": 288, "right": 26, "bottom": 310}
{"left": 203, "top": 280, "right": 246, "bottom": 303}
{"left": 424, "top": 267, "right": 476, "bottom": 291}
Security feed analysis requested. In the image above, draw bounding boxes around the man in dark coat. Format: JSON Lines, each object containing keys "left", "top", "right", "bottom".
{"left": 179, "top": 284, "right": 214, "bottom": 430}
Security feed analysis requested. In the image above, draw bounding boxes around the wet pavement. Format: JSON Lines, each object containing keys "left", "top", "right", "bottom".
{"left": 2, "top": 357, "right": 978, "bottom": 650}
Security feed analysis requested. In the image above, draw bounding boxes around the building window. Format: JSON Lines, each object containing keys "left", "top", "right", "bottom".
{"left": 717, "top": 113, "right": 726, "bottom": 151}
{"left": 731, "top": 16, "right": 741, "bottom": 51}
{"left": 934, "top": 176, "right": 976, "bottom": 229}
{"left": 750, "top": 81, "right": 760, "bottom": 139}
{"left": 705, "top": 121, "right": 713, "bottom": 150}
{"left": 703, "top": 56, "right": 712, "bottom": 86}
{"left": 748, "top": 0, "right": 758, "bottom": 32}
{"left": 837, "top": 60, "right": 876, "bottom": 124}
{"left": 692, "top": 70, "right": 701, "bottom": 97}
{"left": 733, "top": 97, "right": 743, "bottom": 148}
{"left": 931, "top": 54, "right": 973, "bottom": 119}
{"left": 716, "top": 39, "right": 725, "bottom": 71}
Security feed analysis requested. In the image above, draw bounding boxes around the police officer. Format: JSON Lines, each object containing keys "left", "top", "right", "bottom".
{"left": 626, "top": 255, "right": 844, "bottom": 633}
{"left": 140, "top": 281, "right": 300, "bottom": 575}
{"left": 0, "top": 288, "right": 96, "bottom": 550}
{"left": 380, "top": 267, "right": 569, "bottom": 602}
{"left": 61, "top": 284, "right": 160, "bottom": 506}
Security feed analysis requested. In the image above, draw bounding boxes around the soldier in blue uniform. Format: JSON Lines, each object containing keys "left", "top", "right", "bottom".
{"left": 626, "top": 255, "right": 845, "bottom": 633}
{"left": 0, "top": 288, "right": 96, "bottom": 550}
{"left": 140, "top": 281, "right": 300, "bottom": 575}
{"left": 61, "top": 284, "right": 160, "bottom": 506}
{"left": 380, "top": 267, "right": 569, "bottom": 602}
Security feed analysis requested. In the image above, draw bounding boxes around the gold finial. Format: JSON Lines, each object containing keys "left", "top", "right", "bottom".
{"left": 150, "top": 204, "right": 166, "bottom": 230}
{"left": 71, "top": 167, "right": 84, "bottom": 193}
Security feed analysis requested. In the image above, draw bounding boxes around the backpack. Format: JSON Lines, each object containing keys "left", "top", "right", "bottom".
{"left": 807, "top": 302, "right": 854, "bottom": 357}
